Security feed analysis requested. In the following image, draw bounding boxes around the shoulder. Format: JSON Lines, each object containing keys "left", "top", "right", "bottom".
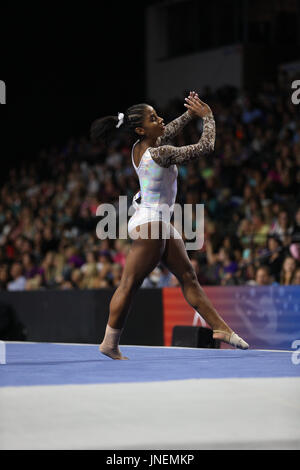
{"left": 148, "top": 146, "right": 172, "bottom": 168}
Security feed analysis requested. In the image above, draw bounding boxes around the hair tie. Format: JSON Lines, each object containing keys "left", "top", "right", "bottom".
{"left": 116, "top": 112, "right": 124, "bottom": 128}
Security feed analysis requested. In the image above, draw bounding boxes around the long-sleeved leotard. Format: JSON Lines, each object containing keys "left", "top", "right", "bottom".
{"left": 156, "top": 110, "right": 193, "bottom": 146}
{"left": 149, "top": 114, "right": 215, "bottom": 168}
{"left": 128, "top": 111, "right": 216, "bottom": 234}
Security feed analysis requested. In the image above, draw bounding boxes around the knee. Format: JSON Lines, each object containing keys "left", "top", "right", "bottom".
{"left": 119, "top": 275, "right": 141, "bottom": 293}
{"left": 181, "top": 268, "right": 199, "bottom": 286}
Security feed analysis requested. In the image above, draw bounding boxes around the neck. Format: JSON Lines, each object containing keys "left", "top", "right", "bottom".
{"left": 142, "top": 136, "right": 157, "bottom": 147}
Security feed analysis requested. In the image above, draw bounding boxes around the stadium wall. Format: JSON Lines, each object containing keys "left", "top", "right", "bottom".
{"left": 146, "top": 5, "right": 243, "bottom": 106}
{"left": 162, "top": 286, "right": 300, "bottom": 350}
{"left": 0, "top": 286, "right": 299, "bottom": 350}
{"left": 0, "top": 289, "right": 164, "bottom": 346}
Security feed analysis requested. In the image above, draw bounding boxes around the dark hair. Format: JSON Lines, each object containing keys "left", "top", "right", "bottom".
{"left": 257, "top": 265, "right": 270, "bottom": 275}
{"left": 90, "top": 103, "right": 149, "bottom": 145}
{"left": 267, "top": 234, "right": 283, "bottom": 247}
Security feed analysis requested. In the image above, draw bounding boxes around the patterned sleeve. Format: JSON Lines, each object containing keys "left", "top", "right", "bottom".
{"left": 149, "top": 115, "right": 216, "bottom": 168}
{"left": 156, "top": 111, "right": 193, "bottom": 146}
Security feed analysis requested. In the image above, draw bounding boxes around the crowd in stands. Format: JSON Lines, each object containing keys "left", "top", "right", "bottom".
{"left": 1, "top": 76, "right": 300, "bottom": 291}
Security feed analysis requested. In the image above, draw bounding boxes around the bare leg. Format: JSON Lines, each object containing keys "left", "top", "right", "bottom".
{"left": 100, "top": 221, "right": 166, "bottom": 359}
{"left": 161, "top": 225, "right": 249, "bottom": 349}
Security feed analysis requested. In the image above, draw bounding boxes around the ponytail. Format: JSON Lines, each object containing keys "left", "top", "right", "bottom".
{"left": 90, "top": 115, "right": 119, "bottom": 145}
{"left": 90, "top": 103, "right": 148, "bottom": 146}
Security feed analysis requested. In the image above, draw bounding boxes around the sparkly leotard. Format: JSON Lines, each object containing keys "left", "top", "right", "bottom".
{"left": 128, "top": 111, "right": 216, "bottom": 235}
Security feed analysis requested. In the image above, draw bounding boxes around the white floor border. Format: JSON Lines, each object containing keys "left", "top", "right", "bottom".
{"left": 2, "top": 340, "right": 294, "bottom": 353}
{"left": 1, "top": 377, "right": 299, "bottom": 450}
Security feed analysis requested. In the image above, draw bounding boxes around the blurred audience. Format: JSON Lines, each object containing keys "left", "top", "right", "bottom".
{"left": 1, "top": 78, "right": 299, "bottom": 290}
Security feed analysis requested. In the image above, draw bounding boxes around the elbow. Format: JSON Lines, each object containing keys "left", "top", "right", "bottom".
{"left": 208, "top": 142, "right": 215, "bottom": 153}
{"left": 209, "top": 137, "right": 216, "bottom": 153}
{"left": 203, "top": 141, "right": 215, "bottom": 155}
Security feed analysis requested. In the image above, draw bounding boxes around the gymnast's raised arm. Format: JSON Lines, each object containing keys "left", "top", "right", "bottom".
{"left": 149, "top": 96, "right": 215, "bottom": 167}
{"left": 155, "top": 111, "right": 193, "bottom": 146}
{"left": 155, "top": 91, "right": 199, "bottom": 146}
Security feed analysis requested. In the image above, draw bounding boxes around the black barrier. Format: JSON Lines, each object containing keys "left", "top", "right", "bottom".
{"left": 0, "top": 289, "right": 164, "bottom": 346}
{"left": 172, "top": 326, "right": 220, "bottom": 349}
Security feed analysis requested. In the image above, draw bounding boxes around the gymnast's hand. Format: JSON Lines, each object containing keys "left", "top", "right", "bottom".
{"left": 185, "top": 91, "right": 198, "bottom": 117}
{"left": 184, "top": 93, "right": 213, "bottom": 118}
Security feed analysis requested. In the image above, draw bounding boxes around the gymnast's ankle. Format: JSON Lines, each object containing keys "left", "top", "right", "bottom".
{"left": 99, "top": 324, "right": 129, "bottom": 360}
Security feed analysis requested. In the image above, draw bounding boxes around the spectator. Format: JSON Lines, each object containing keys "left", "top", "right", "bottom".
{"left": 61, "top": 269, "right": 84, "bottom": 289}
{"left": 0, "top": 81, "right": 299, "bottom": 289}
{"left": 111, "top": 263, "right": 123, "bottom": 288}
{"left": 141, "top": 267, "right": 162, "bottom": 288}
{"left": 254, "top": 266, "right": 274, "bottom": 286}
{"left": 22, "top": 253, "right": 45, "bottom": 289}
{"left": 269, "top": 210, "right": 294, "bottom": 245}
{"left": 280, "top": 256, "right": 298, "bottom": 285}
{"left": 80, "top": 251, "right": 99, "bottom": 289}
{"left": 112, "top": 239, "right": 128, "bottom": 269}
{"left": 157, "top": 264, "right": 172, "bottom": 287}
{"left": 265, "top": 235, "right": 284, "bottom": 282}
{"left": 7, "top": 262, "right": 26, "bottom": 291}
{"left": 293, "top": 268, "right": 300, "bottom": 285}
{"left": 252, "top": 212, "right": 270, "bottom": 246}
{"left": 41, "top": 251, "right": 57, "bottom": 287}
{"left": 0, "top": 264, "right": 9, "bottom": 290}
{"left": 291, "top": 208, "right": 300, "bottom": 243}
{"left": 216, "top": 247, "right": 238, "bottom": 285}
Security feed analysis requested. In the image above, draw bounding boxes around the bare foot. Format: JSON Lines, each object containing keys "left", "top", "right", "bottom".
{"left": 99, "top": 344, "right": 129, "bottom": 360}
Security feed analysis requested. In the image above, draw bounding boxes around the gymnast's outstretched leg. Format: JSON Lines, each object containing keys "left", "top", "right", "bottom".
{"left": 161, "top": 225, "right": 249, "bottom": 349}
{"left": 99, "top": 221, "right": 166, "bottom": 360}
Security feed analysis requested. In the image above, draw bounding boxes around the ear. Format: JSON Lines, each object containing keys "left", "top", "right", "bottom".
{"left": 135, "top": 126, "right": 145, "bottom": 137}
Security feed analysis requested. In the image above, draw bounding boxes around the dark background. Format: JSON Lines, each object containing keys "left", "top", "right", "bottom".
{"left": 0, "top": 3, "right": 154, "bottom": 172}
{"left": 1, "top": 1, "right": 299, "bottom": 174}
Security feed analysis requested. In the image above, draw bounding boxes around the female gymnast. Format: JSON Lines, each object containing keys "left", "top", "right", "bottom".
{"left": 90, "top": 92, "right": 249, "bottom": 359}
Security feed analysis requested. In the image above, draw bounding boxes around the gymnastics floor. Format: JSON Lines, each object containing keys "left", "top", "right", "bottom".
{"left": 0, "top": 342, "right": 300, "bottom": 450}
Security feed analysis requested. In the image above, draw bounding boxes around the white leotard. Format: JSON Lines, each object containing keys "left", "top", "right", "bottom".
{"left": 127, "top": 112, "right": 215, "bottom": 236}
{"left": 128, "top": 142, "right": 178, "bottom": 234}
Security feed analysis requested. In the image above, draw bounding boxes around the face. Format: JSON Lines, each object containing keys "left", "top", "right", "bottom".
{"left": 279, "top": 211, "right": 288, "bottom": 226}
{"left": 256, "top": 268, "right": 270, "bottom": 285}
{"left": 86, "top": 252, "right": 95, "bottom": 263}
{"left": 268, "top": 237, "right": 278, "bottom": 251}
{"left": 136, "top": 106, "right": 164, "bottom": 139}
{"left": 283, "top": 257, "right": 296, "bottom": 272}
{"left": 11, "top": 263, "right": 22, "bottom": 279}
{"left": 294, "top": 269, "right": 300, "bottom": 285}
{"left": 218, "top": 248, "right": 226, "bottom": 262}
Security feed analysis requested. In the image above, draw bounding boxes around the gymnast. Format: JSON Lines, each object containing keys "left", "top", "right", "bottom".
{"left": 90, "top": 92, "right": 249, "bottom": 359}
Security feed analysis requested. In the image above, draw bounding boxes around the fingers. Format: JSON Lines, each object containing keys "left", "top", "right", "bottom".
{"left": 185, "top": 96, "right": 202, "bottom": 107}
{"left": 184, "top": 94, "right": 212, "bottom": 118}
{"left": 191, "top": 95, "right": 206, "bottom": 106}
{"left": 197, "top": 97, "right": 207, "bottom": 106}
{"left": 185, "top": 91, "right": 211, "bottom": 108}
{"left": 187, "top": 90, "right": 198, "bottom": 100}
{"left": 189, "top": 91, "right": 198, "bottom": 99}
{"left": 187, "top": 96, "right": 211, "bottom": 113}
{"left": 187, "top": 91, "right": 208, "bottom": 107}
